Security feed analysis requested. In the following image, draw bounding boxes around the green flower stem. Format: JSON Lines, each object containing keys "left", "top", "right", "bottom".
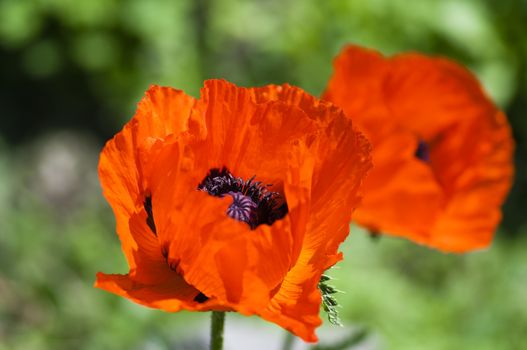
{"left": 281, "top": 332, "right": 295, "bottom": 350}
{"left": 210, "top": 311, "right": 226, "bottom": 350}
{"left": 311, "top": 328, "right": 369, "bottom": 350}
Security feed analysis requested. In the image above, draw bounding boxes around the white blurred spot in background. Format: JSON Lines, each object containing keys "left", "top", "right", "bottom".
{"left": 168, "top": 314, "right": 381, "bottom": 350}
{"left": 15, "top": 130, "right": 101, "bottom": 216}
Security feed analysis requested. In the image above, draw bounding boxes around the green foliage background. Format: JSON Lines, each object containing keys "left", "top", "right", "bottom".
{"left": 0, "top": 0, "right": 526, "bottom": 349}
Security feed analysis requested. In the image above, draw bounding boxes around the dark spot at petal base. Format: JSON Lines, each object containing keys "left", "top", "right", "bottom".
{"left": 194, "top": 292, "right": 209, "bottom": 303}
{"left": 161, "top": 245, "right": 169, "bottom": 259}
{"left": 144, "top": 196, "right": 157, "bottom": 235}
{"left": 168, "top": 259, "right": 182, "bottom": 274}
{"left": 415, "top": 140, "right": 430, "bottom": 162}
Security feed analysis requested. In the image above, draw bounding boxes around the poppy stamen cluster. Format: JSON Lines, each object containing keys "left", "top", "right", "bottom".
{"left": 198, "top": 167, "right": 288, "bottom": 229}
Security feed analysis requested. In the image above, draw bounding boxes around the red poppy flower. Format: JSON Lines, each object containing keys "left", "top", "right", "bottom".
{"left": 323, "top": 45, "right": 514, "bottom": 252}
{"left": 95, "top": 79, "right": 371, "bottom": 341}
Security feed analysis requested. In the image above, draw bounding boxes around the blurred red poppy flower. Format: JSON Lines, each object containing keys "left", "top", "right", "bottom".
{"left": 323, "top": 45, "right": 514, "bottom": 252}
{"left": 95, "top": 79, "right": 371, "bottom": 341}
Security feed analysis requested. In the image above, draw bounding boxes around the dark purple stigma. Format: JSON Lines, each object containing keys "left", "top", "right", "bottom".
{"left": 198, "top": 167, "right": 288, "bottom": 229}
{"left": 226, "top": 191, "right": 258, "bottom": 225}
{"left": 415, "top": 140, "right": 430, "bottom": 162}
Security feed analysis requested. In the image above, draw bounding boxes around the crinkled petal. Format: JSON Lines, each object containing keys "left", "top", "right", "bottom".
{"left": 95, "top": 207, "right": 210, "bottom": 312}
{"left": 428, "top": 111, "right": 514, "bottom": 251}
{"left": 98, "top": 86, "right": 195, "bottom": 267}
{"left": 261, "top": 97, "right": 372, "bottom": 343}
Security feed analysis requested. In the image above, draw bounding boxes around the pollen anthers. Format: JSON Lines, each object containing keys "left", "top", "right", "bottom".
{"left": 198, "top": 167, "right": 288, "bottom": 229}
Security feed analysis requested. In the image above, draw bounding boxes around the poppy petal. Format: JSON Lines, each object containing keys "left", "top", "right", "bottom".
{"left": 195, "top": 80, "right": 320, "bottom": 181}
{"left": 428, "top": 111, "right": 514, "bottom": 251}
{"left": 95, "top": 211, "right": 201, "bottom": 311}
{"left": 98, "top": 86, "right": 195, "bottom": 267}
{"left": 261, "top": 100, "right": 372, "bottom": 342}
